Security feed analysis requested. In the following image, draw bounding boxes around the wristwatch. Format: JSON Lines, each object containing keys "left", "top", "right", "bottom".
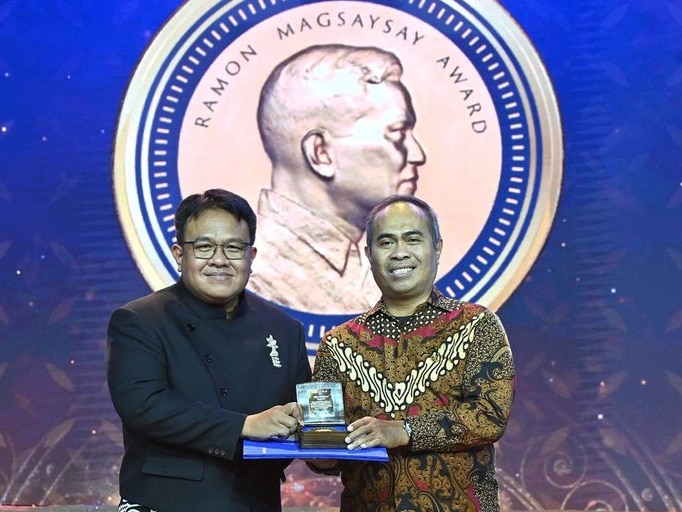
{"left": 402, "top": 417, "right": 413, "bottom": 443}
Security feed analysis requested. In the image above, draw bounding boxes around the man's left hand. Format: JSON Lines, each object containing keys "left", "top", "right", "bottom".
{"left": 345, "top": 416, "right": 409, "bottom": 450}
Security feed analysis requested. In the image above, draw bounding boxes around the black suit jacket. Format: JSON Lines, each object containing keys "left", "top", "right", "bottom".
{"left": 107, "top": 281, "right": 311, "bottom": 511}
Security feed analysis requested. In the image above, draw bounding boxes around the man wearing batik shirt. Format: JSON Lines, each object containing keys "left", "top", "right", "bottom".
{"left": 308, "top": 195, "right": 516, "bottom": 511}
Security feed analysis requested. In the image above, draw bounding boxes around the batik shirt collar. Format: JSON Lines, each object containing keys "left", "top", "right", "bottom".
{"left": 366, "top": 287, "right": 457, "bottom": 319}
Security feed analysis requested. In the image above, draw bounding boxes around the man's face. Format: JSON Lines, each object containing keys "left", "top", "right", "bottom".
{"left": 172, "top": 208, "right": 256, "bottom": 311}
{"left": 329, "top": 83, "right": 426, "bottom": 213}
{"left": 365, "top": 202, "right": 441, "bottom": 311}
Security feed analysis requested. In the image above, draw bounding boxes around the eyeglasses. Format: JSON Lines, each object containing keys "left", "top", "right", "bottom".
{"left": 182, "top": 240, "right": 251, "bottom": 260}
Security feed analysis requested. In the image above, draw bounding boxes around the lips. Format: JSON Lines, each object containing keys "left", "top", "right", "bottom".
{"left": 205, "top": 272, "right": 234, "bottom": 279}
{"left": 389, "top": 266, "right": 415, "bottom": 276}
{"left": 397, "top": 182, "right": 416, "bottom": 195}
{"left": 397, "top": 175, "right": 418, "bottom": 195}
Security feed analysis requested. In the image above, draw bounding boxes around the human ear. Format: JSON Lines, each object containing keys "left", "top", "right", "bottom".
{"left": 301, "top": 129, "right": 335, "bottom": 179}
{"left": 171, "top": 244, "right": 183, "bottom": 271}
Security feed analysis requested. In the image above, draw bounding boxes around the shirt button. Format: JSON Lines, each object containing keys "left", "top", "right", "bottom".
{"left": 204, "top": 354, "right": 213, "bottom": 363}
{"left": 219, "top": 387, "right": 228, "bottom": 396}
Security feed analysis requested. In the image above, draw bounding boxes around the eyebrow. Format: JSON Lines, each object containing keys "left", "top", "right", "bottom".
{"left": 189, "top": 236, "right": 249, "bottom": 244}
{"left": 376, "top": 229, "right": 425, "bottom": 240}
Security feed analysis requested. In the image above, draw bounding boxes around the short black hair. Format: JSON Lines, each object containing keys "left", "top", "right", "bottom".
{"left": 174, "top": 189, "right": 257, "bottom": 244}
{"left": 365, "top": 195, "right": 441, "bottom": 252}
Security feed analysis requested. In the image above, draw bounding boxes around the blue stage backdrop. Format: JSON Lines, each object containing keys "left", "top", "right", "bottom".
{"left": 0, "top": 0, "right": 681, "bottom": 510}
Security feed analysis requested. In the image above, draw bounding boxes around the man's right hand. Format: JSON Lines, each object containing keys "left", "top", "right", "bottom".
{"left": 241, "top": 402, "right": 302, "bottom": 440}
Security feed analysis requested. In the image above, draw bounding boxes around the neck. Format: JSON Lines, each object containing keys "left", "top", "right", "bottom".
{"left": 384, "top": 291, "right": 432, "bottom": 317}
{"left": 385, "top": 301, "right": 420, "bottom": 317}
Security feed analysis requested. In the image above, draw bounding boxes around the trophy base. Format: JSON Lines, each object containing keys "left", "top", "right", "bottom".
{"left": 298, "top": 425, "right": 348, "bottom": 449}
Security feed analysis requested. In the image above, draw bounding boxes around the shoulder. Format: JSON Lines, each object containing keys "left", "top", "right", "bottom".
{"left": 117, "top": 283, "right": 179, "bottom": 313}
{"left": 434, "top": 295, "right": 498, "bottom": 320}
{"left": 429, "top": 296, "right": 508, "bottom": 337}
{"left": 449, "top": 301, "right": 509, "bottom": 347}
{"left": 109, "top": 284, "right": 182, "bottom": 328}
{"left": 321, "top": 314, "right": 364, "bottom": 341}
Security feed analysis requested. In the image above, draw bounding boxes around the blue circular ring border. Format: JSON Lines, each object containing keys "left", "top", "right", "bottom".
{"left": 134, "top": 0, "right": 542, "bottom": 345}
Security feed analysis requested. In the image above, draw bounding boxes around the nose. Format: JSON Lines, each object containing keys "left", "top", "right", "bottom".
{"left": 209, "top": 248, "right": 231, "bottom": 266}
{"left": 391, "top": 240, "right": 411, "bottom": 259}
{"left": 406, "top": 132, "right": 426, "bottom": 166}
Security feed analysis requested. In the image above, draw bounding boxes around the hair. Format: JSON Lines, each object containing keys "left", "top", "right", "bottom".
{"left": 257, "top": 44, "right": 404, "bottom": 168}
{"left": 174, "top": 189, "right": 257, "bottom": 244}
{"left": 365, "top": 195, "right": 441, "bottom": 252}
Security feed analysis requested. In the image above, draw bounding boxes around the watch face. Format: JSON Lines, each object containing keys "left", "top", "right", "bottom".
{"left": 403, "top": 418, "right": 413, "bottom": 437}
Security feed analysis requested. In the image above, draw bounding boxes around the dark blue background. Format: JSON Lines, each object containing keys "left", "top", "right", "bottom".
{"left": 0, "top": 0, "right": 680, "bottom": 509}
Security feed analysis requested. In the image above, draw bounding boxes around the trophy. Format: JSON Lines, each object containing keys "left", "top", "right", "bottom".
{"left": 296, "top": 382, "right": 348, "bottom": 448}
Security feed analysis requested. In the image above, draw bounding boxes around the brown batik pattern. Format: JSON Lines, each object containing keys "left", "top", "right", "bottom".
{"left": 313, "top": 289, "right": 515, "bottom": 512}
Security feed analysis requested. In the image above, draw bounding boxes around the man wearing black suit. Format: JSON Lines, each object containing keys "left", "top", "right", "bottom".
{"left": 107, "top": 189, "right": 312, "bottom": 512}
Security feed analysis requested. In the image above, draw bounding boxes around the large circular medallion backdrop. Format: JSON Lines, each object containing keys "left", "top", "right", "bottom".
{"left": 114, "top": 0, "right": 562, "bottom": 354}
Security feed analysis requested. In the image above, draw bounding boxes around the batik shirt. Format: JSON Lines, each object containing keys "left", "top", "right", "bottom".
{"left": 312, "top": 289, "right": 515, "bottom": 512}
